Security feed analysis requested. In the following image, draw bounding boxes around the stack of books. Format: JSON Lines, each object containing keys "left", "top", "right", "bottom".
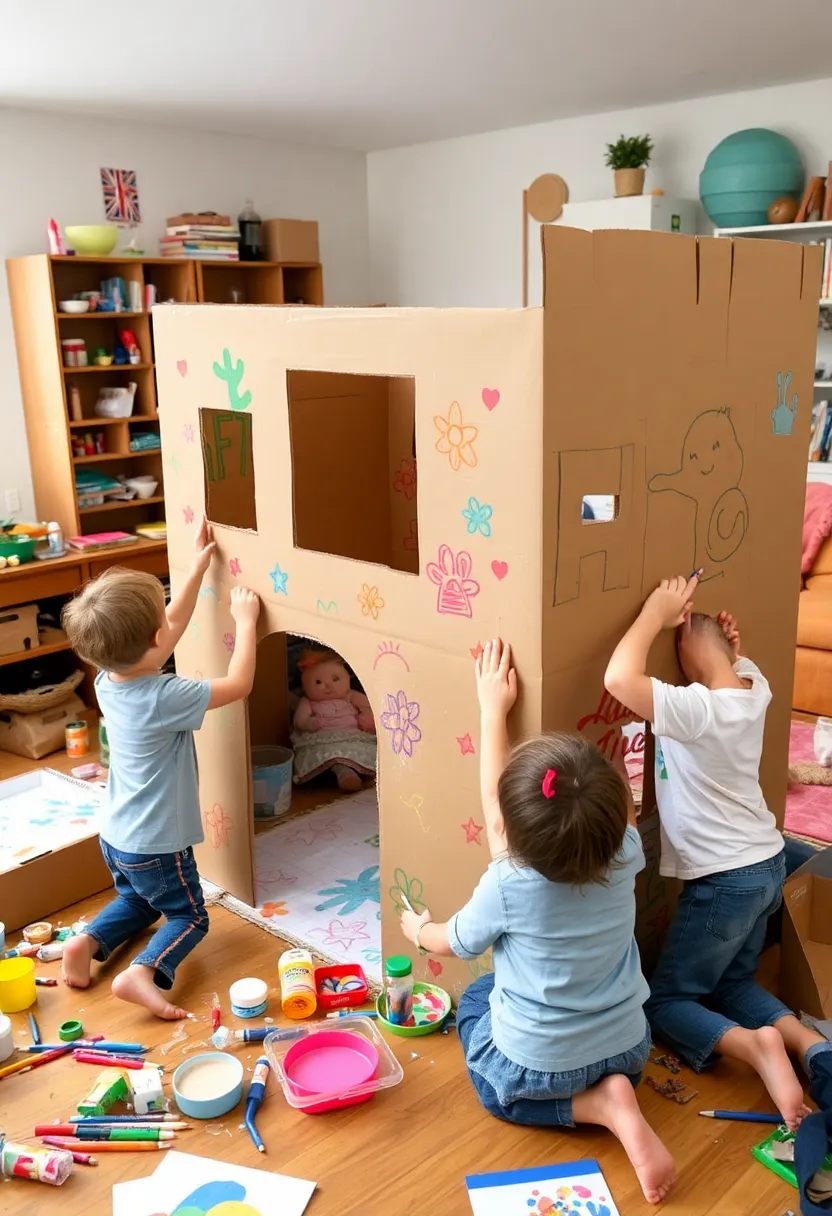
{"left": 68, "top": 531, "right": 137, "bottom": 552}
{"left": 160, "top": 213, "right": 240, "bottom": 260}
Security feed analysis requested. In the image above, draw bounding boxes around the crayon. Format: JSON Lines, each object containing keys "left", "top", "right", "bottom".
{"left": 0, "top": 1045, "right": 72, "bottom": 1080}
{"left": 41, "top": 1137, "right": 171, "bottom": 1153}
{"left": 35, "top": 1124, "right": 188, "bottom": 1137}
{"left": 698, "top": 1109, "right": 783, "bottom": 1124}
{"left": 34, "top": 977, "right": 58, "bottom": 987}
{"left": 72, "top": 1050, "right": 154, "bottom": 1069}
{"left": 64, "top": 1149, "right": 97, "bottom": 1166}
{"left": 28, "top": 1012, "right": 41, "bottom": 1046}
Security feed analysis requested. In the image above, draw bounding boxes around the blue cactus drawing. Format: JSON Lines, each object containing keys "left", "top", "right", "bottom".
{"left": 772, "top": 370, "right": 798, "bottom": 437}
{"left": 212, "top": 347, "right": 252, "bottom": 411}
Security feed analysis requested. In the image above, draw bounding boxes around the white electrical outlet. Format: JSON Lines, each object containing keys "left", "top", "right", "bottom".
{"left": 4, "top": 489, "right": 20, "bottom": 515}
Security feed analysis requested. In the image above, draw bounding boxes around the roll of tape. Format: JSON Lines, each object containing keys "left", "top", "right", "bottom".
{"left": 58, "top": 1019, "right": 83, "bottom": 1042}
{"left": 0, "top": 1013, "right": 13, "bottom": 1062}
{"left": 22, "top": 922, "right": 53, "bottom": 946}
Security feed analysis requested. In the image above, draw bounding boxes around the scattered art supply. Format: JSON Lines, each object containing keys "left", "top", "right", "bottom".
{"left": 0, "top": 1044, "right": 71, "bottom": 1079}
{"left": 73, "top": 1049, "right": 150, "bottom": 1069}
{"left": 273, "top": 1023, "right": 398, "bottom": 1115}
{"left": 384, "top": 955, "right": 414, "bottom": 1025}
{"left": 34, "top": 977, "right": 57, "bottom": 987}
{"left": 28, "top": 1011, "right": 41, "bottom": 1045}
{"left": 35, "top": 1124, "right": 188, "bottom": 1137}
{"left": 65, "top": 719, "right": 90, "bottom": 757}
{"left": 325, "top": 1009, "right": 378, "bottom": 1020}
{"left": 22, "top": 921, "right": 53, "bottom": 946}
{"left": 753, "top": 1125, "right": 832, "bottom": 1189}
{"left": 244, "top": 1055, "right": 271, "bottom": 1153}
{"left": 64, "top": 1127, "right": 176, "bottom": 1142}
{"left": 465, "top": 1160, "right": 620, "bottom": 1215}
{"left": 128, "top": 1065, "right": 166, "bottom": 1114}
{"left": 314, "top": 963, "right": 369, "bottom": 1010}
{"left": 211, "top": 1023, "right": 303, "bottom": 1049}
{"left": 77, "top": 1067, "right": 129, "bottom": 1115}
{"left": 1, "top": 943, "right": 38, "bottom": 959}
{"left": 645, "top": 1075, "right": 698, "bottom": 1104}
{"left": 376, "top": 981, "right": 452, "bottom": 1036}
{"left": 70, "top": 1113, "right": 178, "bottom": 1124}
{"left": 41, "top": 1136, "right": 170, "bottom": 1154}
{"left": 173, "top": 1052, "right": 244, "bottom": 1119}
{"left": 700, "top": 1109, "right": 784, "bottom": 1124}
{"left": 37, "top": 942, "right": 64, "bottom": 962}
{"left": 59, "top": 1019, "right": 84, "bottom": 1041}
{"left": 0, "top": 956, "right": 37, "bottom": 1012}
{"left": 229, "top": 976, "right": 269, "bottom": 1019}
{"left": 0, "top": 1138, "right": 74, "bottom": 1186}
{"left": 0, "top": 1013, "right": 14, "bottom": 1062}
{"left": 279, "top": 949, "right": 317, "bottom": 1019}
{"left": 208, "top": 991, "right": 221, "bottom": 1032}
{"left": 63, "top": 1148, "right": 97, "bottom": 1166}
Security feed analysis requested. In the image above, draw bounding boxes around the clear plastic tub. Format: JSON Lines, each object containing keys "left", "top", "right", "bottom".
{"left": 264, "top": 1017, "right": 403, "bottom": 1114}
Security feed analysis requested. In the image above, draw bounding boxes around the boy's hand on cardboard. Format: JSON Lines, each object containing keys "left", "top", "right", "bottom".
{"left": 400, "top": 907, "right": 431, "bottom": 945}
{"left": 643, "top": 574, "right": 699, "bottom": 629}
{"left": 718, "top": 610, "right": 741, "bottom": 659}
{"left": 475, "top": 638, "right": 518, "bottom": 718}
{"left": 230, "top": 587, "right": 260, "bottom": 625}
{"left": 194, "top": 515, "right": 216, "bottom": 574}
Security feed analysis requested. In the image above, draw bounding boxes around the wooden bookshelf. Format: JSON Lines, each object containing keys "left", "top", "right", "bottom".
{"left": 5, "top": 254, "right": 325, "bottom": 560}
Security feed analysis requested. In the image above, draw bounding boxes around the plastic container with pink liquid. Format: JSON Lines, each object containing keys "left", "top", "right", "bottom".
{"left": 264, "top": 1017, "right": 403, "bottom": 1114}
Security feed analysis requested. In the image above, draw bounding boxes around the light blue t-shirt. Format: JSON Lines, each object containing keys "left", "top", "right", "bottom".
{"left": 95, "top": 671, "right": 211, "bottom": 855}
{"left": 448, "top": 826, "right": 649, "bottom": 1072}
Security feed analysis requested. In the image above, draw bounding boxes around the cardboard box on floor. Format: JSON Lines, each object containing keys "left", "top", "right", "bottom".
{"left": 781, "top": 848, "right": 832, "bottom": 1019}
{"left": 153, "top": 227, "right": 820, "bottom": 997}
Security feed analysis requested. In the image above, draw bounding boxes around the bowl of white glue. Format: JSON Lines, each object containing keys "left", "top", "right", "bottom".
{"left": 172, "top": 1051, "right": 244, "bottom": 1118}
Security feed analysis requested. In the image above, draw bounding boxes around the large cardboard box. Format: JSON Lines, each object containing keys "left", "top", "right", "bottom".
{"left": 153, "top": 226, "right": 820, "bottom": 998}
{"left": 0, "top": 603, "right": 39, "bottom": 656}
{"left": 263, "top": 218, "right": 319, "bottom": 263}
{"left": 0, "top": 693, "right": 86, "bottom": 759}
{"left": 781, "top": 854, "right": 832, "bottom": 1019}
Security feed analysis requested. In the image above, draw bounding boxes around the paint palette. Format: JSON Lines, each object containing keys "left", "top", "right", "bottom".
{"left": 375, "top": 981, "right": 452, "bottom": 1037}
{"left": 265, "top": 1016, "right": 403, "bottom": 1113}
{"left": 313, "top": 963, "right": 369, "bottom": 1011}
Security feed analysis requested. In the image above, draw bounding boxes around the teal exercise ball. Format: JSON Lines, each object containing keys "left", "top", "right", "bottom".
{"left": 699, "top": 128, "right": 804, "bottom": 228}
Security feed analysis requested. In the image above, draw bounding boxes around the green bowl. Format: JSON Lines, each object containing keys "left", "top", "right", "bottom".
{"left": 65, "top": 225, "right": 118, "bottom": 256}
{"left": 0, "top": 536, "right": 36, "bottom": 563}
{"left": 375, "top": 981, "right": 451, "bottom": 1037}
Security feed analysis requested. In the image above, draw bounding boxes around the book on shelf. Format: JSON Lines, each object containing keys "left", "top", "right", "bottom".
{"left": 68, "top": 531, "right": 136, "bottom": 551}
{"left": 166, "top": 225, "right": 239, "bottom": 237}
{"left": 810, "top": 400, "right": 831, "bottom": 464}
{"left": 166, "top": 213, "right": 231, "bottom": 228}
{"left": 134, "top": 522, "right": 167, "bottom": 540}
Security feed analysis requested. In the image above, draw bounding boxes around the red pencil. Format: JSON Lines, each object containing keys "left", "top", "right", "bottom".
{"left": 65, "top": 1148, "right": 97, "bottom": 1166}
{"left": 0, "top": 1045, "right": 71, "bottom": 1080}
{"left": 72, "top": 1050, "right": 149, "bottom": 1069}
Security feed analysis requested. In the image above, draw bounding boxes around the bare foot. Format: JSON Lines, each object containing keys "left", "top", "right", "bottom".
{"left": 111, "top": 964, "right": 190, "bottom": 1020}
{"left": 333, "top": 764, "right": 362, "bottom": 793}
{"left": 573, "top": 1074, "right": 676, "bottom": 1205}
{"left": 751, "top": 1026, "right": 810, "bottom": 1130}
{"left": 62, "top": 933, "right": 97, "bottom": 988}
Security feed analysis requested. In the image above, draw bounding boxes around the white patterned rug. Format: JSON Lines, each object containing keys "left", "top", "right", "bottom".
{"left": 218, "top": 788, "right": 382, "bottom": 983}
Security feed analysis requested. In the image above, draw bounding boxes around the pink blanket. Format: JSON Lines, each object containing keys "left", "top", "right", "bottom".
{"left": 801, "top": 482, "right": 832, "bottom": 576}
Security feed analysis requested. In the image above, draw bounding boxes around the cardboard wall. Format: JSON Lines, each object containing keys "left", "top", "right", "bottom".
{"left": 154, "top": 229, "right": 819, "bottom": 997}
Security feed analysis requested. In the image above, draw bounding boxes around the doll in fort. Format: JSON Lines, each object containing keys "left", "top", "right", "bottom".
{"left": 291, "top": 649, "right": 377, "bottom": 791}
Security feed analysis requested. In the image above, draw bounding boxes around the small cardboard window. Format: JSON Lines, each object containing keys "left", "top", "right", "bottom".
{"left": 582, "top": 495, "right": 620, "bottom": 523}
{"left": 200, "top": 408, "right": 257, "bottom": 532}
{"left": 287, "top": 370, "right": 418, "bottom": 574}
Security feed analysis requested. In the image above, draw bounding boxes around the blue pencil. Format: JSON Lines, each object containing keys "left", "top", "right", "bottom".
{"left": 28, "top": 1012, "right": 41, "bottom": 1046}
{"left": 69, "top": 1114, "right": 175, "bottom": 1124}
{"left": 28, "top": 1041, "right": 147, "bottom": 1054}
{"left": 699, "top": 1109, "right": 783, "bottom": 1124}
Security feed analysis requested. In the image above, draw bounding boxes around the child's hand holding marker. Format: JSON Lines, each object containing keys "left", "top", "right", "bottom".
{"left": 399, "top": 892, "right": 431, "bottom": 947}
{"left": 643, "top": 571, "right": 701, "bottom": 630}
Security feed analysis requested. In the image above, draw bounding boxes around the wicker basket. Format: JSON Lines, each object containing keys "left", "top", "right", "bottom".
{"left": 0, "top": 668, "right": 84, "bottom": 714}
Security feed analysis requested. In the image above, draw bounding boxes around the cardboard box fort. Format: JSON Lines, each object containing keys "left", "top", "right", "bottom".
{"left": 153, "top": 226, "right": 820, "bottom": 996}
{"left": 781, "top": 847, "right": 832, "bottom": 1020}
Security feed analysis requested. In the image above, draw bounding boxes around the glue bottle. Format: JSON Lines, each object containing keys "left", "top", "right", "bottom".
{"left": 278, "top": 948, "right": 317, "bottom": 1019}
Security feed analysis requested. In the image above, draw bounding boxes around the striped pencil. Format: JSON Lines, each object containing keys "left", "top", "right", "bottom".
{"left": 59, "top": 1128, "right": 175, "bottom": 1142}
{"left": 69, "top": 1113, "right": 178, "bottom": 1124}
{"left": 35, "top": 1124, "right": 187, "bottom": 1138}
{"left": 72, "top": 1050, "right": 157, "bottom": 1070}
{"left": 0, "top": 1045, "right": 72, "bottom": 1080}
{"left": 41, "top": 1137, "right": 172, "bottom": 1153}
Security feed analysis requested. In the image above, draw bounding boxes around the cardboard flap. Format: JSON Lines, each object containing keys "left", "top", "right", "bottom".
{"left": 809, "top": 874, "right": 832, "bottom": 946}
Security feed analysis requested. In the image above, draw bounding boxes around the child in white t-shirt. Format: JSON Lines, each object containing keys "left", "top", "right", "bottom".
{"left": 605, "top": 575, "right": 829, "bottom": 1129}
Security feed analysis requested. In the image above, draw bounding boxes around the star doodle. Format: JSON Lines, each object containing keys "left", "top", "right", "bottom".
{"left": 269, "top": 563, "right": 289, "bottom": 595}
{"left": 457, "top": 733, "right": 475, "bottom": 755}
{"left": 461, "top": 817, "right": 484, "bottom": 844}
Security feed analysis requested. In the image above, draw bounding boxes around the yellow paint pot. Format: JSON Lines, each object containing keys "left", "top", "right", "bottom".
{"left": 0, "top": 957, "right": 36, "bottom": 1012}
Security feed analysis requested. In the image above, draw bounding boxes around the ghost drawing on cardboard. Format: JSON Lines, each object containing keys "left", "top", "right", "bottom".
{"left": 292, "top": 649, "right": 376, "bottom": 791}
{"left": 154, "top": 224, "right": 819, "bottom": 994}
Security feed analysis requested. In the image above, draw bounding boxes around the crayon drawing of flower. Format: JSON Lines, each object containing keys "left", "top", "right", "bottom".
{"left": 466, "top": 949, "right": 493, "bottom": 979}
{"left": 358, "top": 583, "right": 385, "bottom": 620}
{"left": 308, "top": 918, "right": 370, "bottom": 952}
{"left": 462, "top": 496, "right": 492, "bottom": 537}
{"left": 205, "top": 802, "right": 233, "bottom": 848}
{"left": 315, "top": 865, "right": 380, "bottom": 916}
{"left": 380, "top": 690, "right": 422, "bottom": 757}
{"left": 434, "top": 400, "right": 478, "bottom": 471}
{"left": 222, "top": 632, "right": 235, "bottom": 653}
{"left": 393, "top": 458, "right": 417, "bottom": 500}
{"left": 389, "top": 867, "right": 426, "bottom": 915}
{"left": 285, "top": 818, "right": 343, "bottom": 847}
{"left": 260, "top": 901, "right": 289, "bottom": 918}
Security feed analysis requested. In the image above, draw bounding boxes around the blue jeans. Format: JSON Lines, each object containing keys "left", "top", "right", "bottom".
{"left": 457, "top": 974, "right": 652, "bottom": 1128}
{"left": 646, "top": 850, "right": 790, "bottom": 1071}
{"left": 86, "top": 841, "right": 208, "bottom": 989}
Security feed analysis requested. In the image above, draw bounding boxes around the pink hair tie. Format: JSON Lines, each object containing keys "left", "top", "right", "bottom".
{"left": 541, "top": 769, "right": 558, "bottom": 799}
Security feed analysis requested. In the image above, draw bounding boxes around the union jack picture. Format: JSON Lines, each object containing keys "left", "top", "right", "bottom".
{"left": 99, "top": 167, "right": 141, "bottom": 225}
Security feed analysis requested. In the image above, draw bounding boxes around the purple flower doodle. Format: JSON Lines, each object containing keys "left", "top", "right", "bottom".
{"left": 380, "top": 690, "right": 422, "bottom": 757}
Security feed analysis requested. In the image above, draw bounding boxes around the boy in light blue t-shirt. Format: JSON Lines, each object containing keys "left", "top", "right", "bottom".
{"left": 61, "top": 519, "right": 260, "bottom": 1019}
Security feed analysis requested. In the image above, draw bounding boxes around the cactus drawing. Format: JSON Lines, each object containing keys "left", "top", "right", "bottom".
{"left": 772, "top": 370, "right": 798, "bottom": 437}
{"left": 212, "top": 347, "right": 251, "bottom": 411}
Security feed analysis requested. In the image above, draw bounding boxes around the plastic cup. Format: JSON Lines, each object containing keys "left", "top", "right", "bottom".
{"left": 0, "top": 957, "right": 37, "bottom": 1013}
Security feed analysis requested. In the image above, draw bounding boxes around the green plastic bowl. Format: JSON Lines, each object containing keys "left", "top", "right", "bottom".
{"left": 0, "top": 536, "right": 36, "bottom": 563}
{"left": 375, "top": 981, "right": 451, "bottom": 1037}
{"left": 65, "top": 225, "right": 118, "bottom": 256}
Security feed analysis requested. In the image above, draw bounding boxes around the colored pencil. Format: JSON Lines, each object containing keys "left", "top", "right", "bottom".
{"left": 69, "top": 1113, "right": 178, "bottom": 1124}
{"left": 72, "top": 1050, "right": 153, "bottom": 1069}
{"left": 41, "top": 1137, "right": 171, "bottom": 1153}
{"left": 34, "top": 977, "right": 58, "bottom": 986}
{"left": 57, "top": 1128, "right": 176, "bottom": 1142}
{"left": 28, "top": 1012, "right": 41, "bottom": 1045}
{"left": 35, "top": 1124, "right": 189, "bottom": 1137}
{"left": 64, "top": 1149, "right": 98, "bottom": 1166}
{"left": 0, "top": 1045, "right": 71, "bottom": 1080}
{"left": 325, "top": 1009, "right": 378, "bottom": 1019}
{"left": 698, "top": 1109, "right": 783, "bottom": 1124}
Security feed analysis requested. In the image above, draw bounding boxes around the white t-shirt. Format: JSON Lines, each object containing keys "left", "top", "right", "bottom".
{"left": 651, "top": 658, "right": 783, "bottom": 881}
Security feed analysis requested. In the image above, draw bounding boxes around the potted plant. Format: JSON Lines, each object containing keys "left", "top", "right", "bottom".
{"left": 605, "top": 135, "right": 654, "bottom": 198}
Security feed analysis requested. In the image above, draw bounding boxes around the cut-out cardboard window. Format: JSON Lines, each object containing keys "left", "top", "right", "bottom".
{"left": 582, "top": 495, "right": 620, "bottom": 522}
{"left": 287, "top": 371, "right": 418, "bottom": 574}
{"left": 200, "top": 408, "right": 257, "bottom": 531}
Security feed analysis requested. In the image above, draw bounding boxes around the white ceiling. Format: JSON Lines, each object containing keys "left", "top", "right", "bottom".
{"left": 2, "top": 0, "right": 832, "bottom": 152}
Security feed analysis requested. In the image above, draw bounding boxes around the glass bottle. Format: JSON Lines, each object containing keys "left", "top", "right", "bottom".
{"left": 384, "top": 955, "right": 414, "bottom": 1025}
{"left": 238, "top": 200, "right": 263, "bottom": 262}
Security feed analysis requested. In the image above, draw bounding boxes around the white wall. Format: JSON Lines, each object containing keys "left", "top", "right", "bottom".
{"left": 368, "top": 76, "right": 832, "bottom": 308}
{"left": 0, "top": 108, "right": 371, "bottom": 520}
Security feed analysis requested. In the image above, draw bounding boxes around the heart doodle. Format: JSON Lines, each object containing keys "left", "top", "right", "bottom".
{"left": 573, "top": 1185, "right": 592, "bottom": 1199}
{"left": 481, "top": 387, "right": 500, "bottom": 411}
{"left": 491, "top": 560, "right": 509, "bottom": 580}
{"left": 176, "top": 359, "right": 187, "bottom": 377}
{"left": 427, "top": 958, "right": 443, "bottom": 978}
